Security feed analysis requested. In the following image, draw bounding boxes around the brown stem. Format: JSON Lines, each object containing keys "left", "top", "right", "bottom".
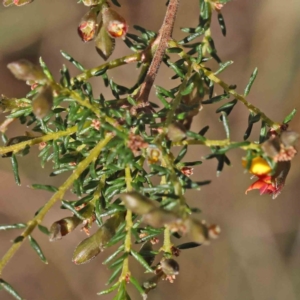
{"left": 136, "top": 0, "right": 180, "bottom": 103}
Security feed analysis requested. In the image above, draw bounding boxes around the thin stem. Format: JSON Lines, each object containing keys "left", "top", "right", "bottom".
{"left": 54, "top": 85, "right": 125, "bottom": 132}
{"left": 0, "top": 133, "right": 113, "bottom": 276}
{"left": 160, "top": 227, "right": 173, "bottom": 255}
{"left": 172, "top": 139, "right": 261, "bottom": 151}
{"left": 198, "top": 67, "right": 281, "bottom": 130}
{"left": 119, "top": 166, "right": 133, "bottom": 281}
{"left": 168, "top": 39, "right": 281, "bottom": 131}
{"left": 136, "top": 0, "right": 180, "bottom": 103}
{"left": 71, "top": 53, "right": 141, "bottom": 84}
{"left": 0, "top": 125, "right": 78, "bottom": 155}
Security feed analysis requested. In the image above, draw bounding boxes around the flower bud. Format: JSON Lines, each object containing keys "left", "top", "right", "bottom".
{"left": 32, "top": 85, "right": 53, "bottom": 119}
{"left": 160, "top": 259, "right": 179, "bottom": 276}
{"left": 73, "top": 213, "right": 123, "bottom": 264}
{"left": 142, "top": 208, "right": 179, "bottom": 228}
{"left": 7, "top": 59, "right": 46, "bottom": 83}
{"left": 146, "top": 145, "right": 162, "bottom": 164}
{"left": 120, "top": 191, "right": 156, "bottom": 215}
{"left": 81, "top": 0, "right": 100, "bottom": 6}
{"left": 185, "top": 218, "right": 209, "bottom": 245}
{"left": 49, "top": 216, "right": 82, "bottom": 242}
{"left": 72, "top": 230, "right": 103, "bottom": 265}
{"left": 167, "top": 122, "right": 186, "bottom": 142}
{"left": 95, "top": 22, "right": 115, "bottom": 60}
{"left": 78, "top": 9, "right": 98, "bottom": 42}
{"left": 102, "top": 7, "right": 128, "bottom": 39}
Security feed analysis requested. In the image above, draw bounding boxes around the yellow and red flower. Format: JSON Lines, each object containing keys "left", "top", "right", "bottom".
{"left": 243, "top": 157, "right": 290, "bottom": 199}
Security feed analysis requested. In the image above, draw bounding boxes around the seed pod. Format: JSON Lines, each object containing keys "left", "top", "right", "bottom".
{"left": 7, "top": 59, "right": 46, "bottom": 82}
{"left": 101, "top": 7, "right": 128, "bottom": 39}
{"left": 280, "top": 131, "right": 299, "bottom": 147}
{"left": 78, "top": 8, "right": 98, "bottom": 42}
{"left": 32, "top": 85, "right": 53, "bottom": 119}
{"left": 185, "top": 218, "right": 209, "bottom": 245}
{"left": 49, "top": 216, "right": 82, "bottom": 242}
{"left": 160, "top": 259, "right": 179, "bottom": 276}
{"left": 139, "top": 241, "right": 155, "bottom": 266}
{"left": 82, "top": 0, "right": 100, "bottom": 6}
{"left": 120, "top": 191, "right": 156, "bottom": 215}
{"left": 167, "top": 122, "right": 187, "bottom": 142}
{"left": 95, "top": 22, "right": 115, "bottom": 60}
{"left": 142, "top": 208, "right": 179, "bottom": 228}
{"left": 73, "top": 213, "right": 124, "bottom": 264}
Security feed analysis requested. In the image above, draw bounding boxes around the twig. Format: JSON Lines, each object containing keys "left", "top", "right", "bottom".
{"left": 0, "top": 133, "right": 113, "bottom": 276}
{"left": 136, "top": 0, "right": 180, "bottom": 103}
{"left": 198, "top": 67, "right": 281, "bottom": 130}
{"left": 71, "top": 53, "right": 142, "bottom": 84}
{"left": 119, "top": 166, "right": 133, "bottom": 282}
{"left": 0, "top": 125, "right": 78, "bottom": 155}
{"left": 172, "top": 139, "right": 261, "bottom": 151}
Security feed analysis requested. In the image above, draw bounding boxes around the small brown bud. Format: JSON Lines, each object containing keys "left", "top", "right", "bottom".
{"left": 102, "top": 7, "right": 128, "bottom": 39}
{"left": 78, "top": 9, "right": 98, "bottom": 42}
{"left": 167, "top": 122, "right": 186, "bottom": 142}
{"left": 120, "top": 191, "right": 156, "bottom": 215}
{"left": 7, "top": 59, "right": 46, "bottom": 83}
{"left": 95, "top": 22, "right": 115, "bottom": 60}
{"left": 32, "top": 85, "right": 53, "bottom": 119}
{"left": 142, "top": 208, "right": 179, "bottom": 228}
{"left": 49, "top": 216, "right": 82, "bottom": 242}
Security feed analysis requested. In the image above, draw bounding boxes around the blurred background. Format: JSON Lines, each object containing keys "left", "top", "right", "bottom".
{"left": 1, "top": 0, "right": 300, "bottom": 299}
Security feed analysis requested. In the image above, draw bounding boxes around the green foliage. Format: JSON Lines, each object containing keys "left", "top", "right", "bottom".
{"left": 0, "top": 0, "right": 297, "bottom": 299}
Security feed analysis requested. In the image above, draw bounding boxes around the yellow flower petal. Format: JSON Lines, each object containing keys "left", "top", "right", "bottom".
{"left": 242, "top": 157, "right": 272, "bottom": 176}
